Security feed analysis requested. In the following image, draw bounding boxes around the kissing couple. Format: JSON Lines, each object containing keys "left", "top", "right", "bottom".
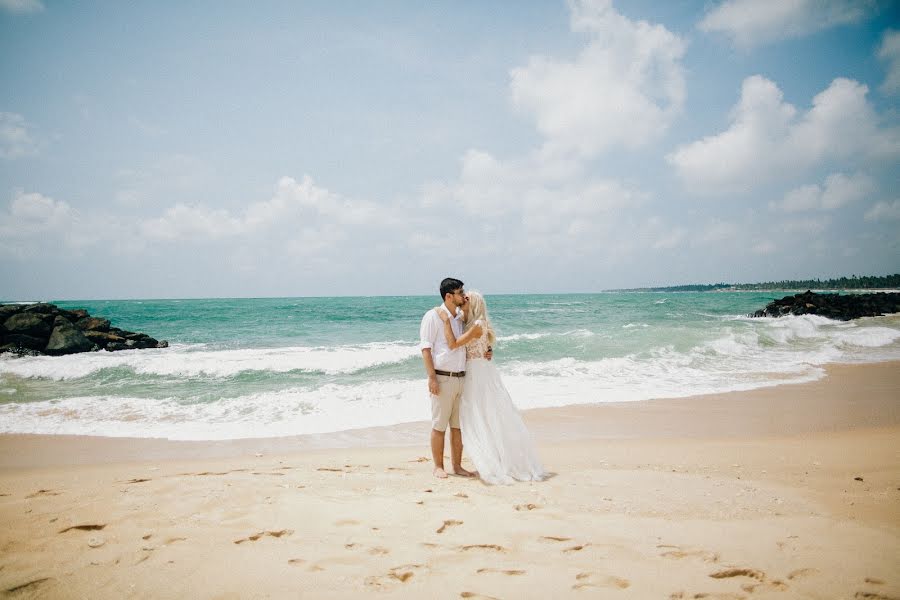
{"left": 419, "top": 277, "right": 546, "bottom": 484}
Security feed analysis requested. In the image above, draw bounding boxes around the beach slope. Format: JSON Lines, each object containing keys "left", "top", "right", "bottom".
{"left": 1, "top": 362, "right": 898, "bottom": 599}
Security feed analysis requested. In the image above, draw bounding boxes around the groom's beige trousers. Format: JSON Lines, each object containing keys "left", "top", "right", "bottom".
{"left": 431, "top": 373, "right": 463, "bottom": 432}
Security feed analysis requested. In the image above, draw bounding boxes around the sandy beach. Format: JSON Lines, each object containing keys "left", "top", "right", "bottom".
{"left": 1, "top": 361, "right": 898, "bottom": 599}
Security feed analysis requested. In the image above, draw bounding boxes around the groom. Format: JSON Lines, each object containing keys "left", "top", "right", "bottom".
{"left": 419, "top": 277, "right": 476, "bottom": 479}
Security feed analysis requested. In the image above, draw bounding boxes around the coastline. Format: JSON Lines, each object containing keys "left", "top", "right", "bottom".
{"left": 1, "top": 361, "right": 897, "bottom": 598}
{"left": 1, "top": 361, "right": 897, "bottom": 469}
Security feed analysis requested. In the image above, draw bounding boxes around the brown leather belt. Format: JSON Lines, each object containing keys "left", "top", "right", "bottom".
{"left": 434, "top": 370, "right": 465, "bottom": 378}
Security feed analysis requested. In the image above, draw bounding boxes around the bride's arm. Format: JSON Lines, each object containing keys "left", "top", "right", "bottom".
{"left": 435, "top": 308, "right": 483, "bottom": 349}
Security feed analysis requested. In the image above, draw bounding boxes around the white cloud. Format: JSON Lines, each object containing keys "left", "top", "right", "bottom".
{"left": 140, "top": 204, "right": 245, "bottom": 241}
{"left": 773, "top": 172, "right": 875, "bottom": 212}
{"left": 699, "top": 0, "right": 873, "bottom": 48}
{"left": 509, "top": 0, "right": 686, "bottom": 159}
{"left": 779, "top": 216, "right": 831, "bottom": 235}
{"left": 667, "top": 76, "right": 899, "bottom": 193}
{"left": 697, "top": 219, "right": 740, "bottom": 244}
{"left": 0, "top": 0, "right": 44, "bottom": 14}
{"left": 864, "top": 200, "right": 900, "bottom": 221}
{"left": 644, "top": 218, "right": 686, "bottom": 249}
{"left": 0, "top": 191, "right": 103, "bottom": 257}
{"left": 139, "top": 175, "right": 387, "bottom": 244}
{"left": 878, "top": 29, "right": 900, "bottom": 95}
{"left": 422, "top": 148, "right": 647, "bottom": 245}
{"left": 0, "top": 112, "right": 39, "bottom": 158}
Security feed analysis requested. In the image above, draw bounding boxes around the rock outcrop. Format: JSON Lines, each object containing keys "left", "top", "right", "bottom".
{"left": 0, "top": 303, "right": 168, "bottom": 356}
{"left": 750, "top": 290, "right": 900, "bottom": 320}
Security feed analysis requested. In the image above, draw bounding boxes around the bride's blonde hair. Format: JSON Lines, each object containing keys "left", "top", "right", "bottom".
{"left": 464, "top": 290, "right": 496, "bottom": 346}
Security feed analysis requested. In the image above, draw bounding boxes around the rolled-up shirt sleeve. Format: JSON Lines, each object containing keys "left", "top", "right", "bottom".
{"left": 419, "top": 311, "right": 437, "bottom": 351}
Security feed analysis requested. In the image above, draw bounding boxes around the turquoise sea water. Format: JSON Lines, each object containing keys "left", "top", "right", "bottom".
{"left": 1, "top": 292, "right": 898, "bottom": 440}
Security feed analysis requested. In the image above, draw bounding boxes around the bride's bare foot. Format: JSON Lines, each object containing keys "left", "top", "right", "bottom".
{"left": 433, "top": 467, "right": 449, "bottom": 479}
{"left": 452, "top": 466, "right": 476, "bottom": 478}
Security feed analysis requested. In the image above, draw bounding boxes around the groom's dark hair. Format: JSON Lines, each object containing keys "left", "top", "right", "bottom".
{"left": 440, "top": 277, "right": 464, "bottom": 299}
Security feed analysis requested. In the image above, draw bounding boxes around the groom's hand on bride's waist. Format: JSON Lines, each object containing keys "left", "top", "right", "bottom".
{"left": 485, "top": 346, "right": 493, "bottom": 361}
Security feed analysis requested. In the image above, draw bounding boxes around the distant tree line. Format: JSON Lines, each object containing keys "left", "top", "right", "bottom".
{"left": 614, "top": 274, "right": 900, "bottom": 292}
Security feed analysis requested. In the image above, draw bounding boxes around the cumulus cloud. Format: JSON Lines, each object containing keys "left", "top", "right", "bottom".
{"left": 773, "top": 172, "right": 875, "bottom": 212}
{"left": 864, "top": 200, "right": 900, "bottom": 221}
{"left": 422, "top": 148, "right": 647, "bottom": 245}
{"left": 139, "top": 175, "right": 386, "bottom": 244}
{"left": 667, "top": 76, "right": 899, "bottom": 192}
{"left": 509, "top": 0, "right": 686, "bottom": 159}
{"left": 699, "top": 0, "right": 874, "bottom": 48}
{"left": 0, "top": 112, "right": 39, "bottom": 158}
{"left": 0, "top": 191, "right": 100, "bottom": 257}
{"left": 0, "top": 0, "right": 44, "bottom": 14}
{"left": 878, "top": 29, "right": 900, "bottom": 95}
{"left": 140, "top": 204, "right": 245, "bottom": 241}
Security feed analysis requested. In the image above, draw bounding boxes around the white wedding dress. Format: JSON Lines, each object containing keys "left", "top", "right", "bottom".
{"left": 460, "top": 321, "right": 547, "bottom": 485}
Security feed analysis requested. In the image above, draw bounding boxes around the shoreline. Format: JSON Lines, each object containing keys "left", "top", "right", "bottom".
{"left": 1, "top": 360, "right": 897, "bottom": 470}
{"left": 1, "top": 360, "right": 897, "bottom": 598}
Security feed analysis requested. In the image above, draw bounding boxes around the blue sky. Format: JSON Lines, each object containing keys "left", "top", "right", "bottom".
{"left": 1, "top": 0, "right": 898, "bottom": 299}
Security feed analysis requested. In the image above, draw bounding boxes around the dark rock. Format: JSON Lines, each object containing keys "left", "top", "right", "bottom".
{"left": 0, "top": 304, "right": 21, "bottom": 321}
{"left": 3, "top": 313, "right": 53, "bottom": 338}
{"left": 76, "top": 317, "right": 111, "bottom": 332}
{"left": 82, "top": 330, "right": 125, "bottom": 348}
{"left": 751, "top": 291, "right": 900, "bottom": 321}
{"left": 23, "top": 303, "right": 60, "bottom": 316}
{"left": 44, "top": 316, "right": 95, "bottom": 355}
{"left": 0, "top": 302, "right": 165, "bottom": 356}
{"left": 1, "top": 333, "right": 47, "bottom": 351}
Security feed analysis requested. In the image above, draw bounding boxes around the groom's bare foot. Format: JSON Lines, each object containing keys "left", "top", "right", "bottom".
{"left": 452, "top": 466, "right": 476, "bottom": 478}
{"left": 433, "top": 467, "right": 449, "bottom": 479}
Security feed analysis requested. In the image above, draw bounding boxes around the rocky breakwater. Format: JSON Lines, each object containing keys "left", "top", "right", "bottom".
{"left": 0, "top": 303, "right": 168, "bottom": 356}
{"left": 750, "top": 290, "right": 900, "bottom": 320}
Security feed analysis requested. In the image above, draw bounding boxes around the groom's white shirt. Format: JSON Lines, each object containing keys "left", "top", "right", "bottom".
{"left": 419, "top": 304, "right": 466, "bottom": 372}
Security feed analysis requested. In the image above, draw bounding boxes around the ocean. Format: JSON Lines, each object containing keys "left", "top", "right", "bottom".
{"left": 1, "top": 292, "right": 898, "bottom": 441}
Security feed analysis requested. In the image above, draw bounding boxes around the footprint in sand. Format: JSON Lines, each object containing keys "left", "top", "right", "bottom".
{"left": 671, "top": 593, "right": 745, "bottom": 599}
{"left": 233, "top": 530, "right": 293, "bottom": 544}
{"left": 459, "top": 544, "right": 507, "bottom": 553}
{"left": 786, "top": 567, "right": 819, "bottom": 580}
{"left": 344, "top": 543, "right": 390, "bottom": 555}
{"left": 709, "top": 568, "right": 766, "bottom": 582}
{"left": 854, "top": 593, "right": 899, "bottom": 600}
{"left": 476, "top": 568, "right": 525, "bottom": 576}
{"left": 27, "top": 489, "right": 63, "bottom": 498}
{"left": 437, "top": 519, "right": 463, "bottom": 534}
{"left": 365, "top": 564, "right": 428, "bottom": 589}
{"left": 59, "top": 524, "right": 106, "bottom": 534}
{"left": 514, "top": 503, "right": 540, "bottom": 511}
{"left": 658, "top": 544, "right": 719, "bottom": 563}
{"left": 539, "top": 536, "right": 572, "bottom": 543}
{"left": 563, "top": 543, "right": 590, "bottom": 553}
{"left": 460, "top": 593, "right": 502, "bottom": 600}
{"left": 334, "top": 519, "right": 360, "bottom": 526}
{"left": 742, "top": 580, "right": 789, "bottom": 593}
{"left": 5, "top": 578, "right": 53, "bottom": 595}
{"left": 573, "top": 571, "right": 630, "bottom": 590}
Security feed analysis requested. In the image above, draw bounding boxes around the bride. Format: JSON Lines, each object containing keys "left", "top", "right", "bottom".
{"left": 436, "top": 291, "right": 546, "bottom": 485}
